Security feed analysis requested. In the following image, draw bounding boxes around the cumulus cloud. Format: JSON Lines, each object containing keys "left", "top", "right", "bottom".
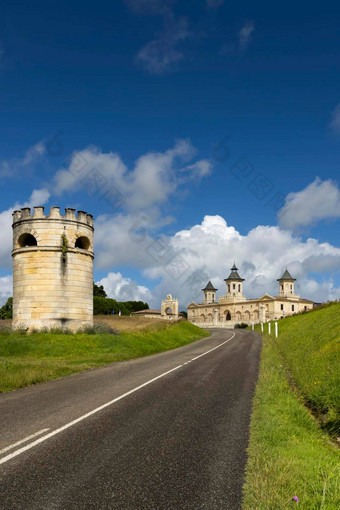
{"left": 96, "top": 272, "right": 151, "bottom": 302}
{"left": 329, "top": 103, "right": 340, "bottom": 133}
{"left": 0, "top": 188, "right": 50, "bottom": 268}
{"left": 53, "top": 140, "right": 211, "bottom": 211}
{"left": 278, "top": 178, "right": 340, "bottom": 231}
{"left": 0, "top": 275, "right": 12, "bottom": 306}
{"left": 0, "top": 141, "right": 46, "bottom": 179}
{"left": 119, "top": 215, "right": 340, "bottom": 308}
{"left": 238, "top": 21, "right": 255, "bottom": 50}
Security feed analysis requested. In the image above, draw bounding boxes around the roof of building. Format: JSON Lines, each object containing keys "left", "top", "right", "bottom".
{"left": 277, "top": 268, "right": 296, "bottom": 281}
{"left": 224, "top": 263, "right": 245, "bottom": 281}
{"left": 202, "top": 280, "right": 217, "bottom": 291}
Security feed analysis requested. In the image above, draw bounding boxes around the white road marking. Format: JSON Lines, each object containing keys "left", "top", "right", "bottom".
{"left": 0, "top": 429, "right": 50, "bottom": 455}
{"left": 190, "top": 332, "right": 235, "bottom": 362}
{"left": 0, "top": 332, "right": 236, "bottom": 467}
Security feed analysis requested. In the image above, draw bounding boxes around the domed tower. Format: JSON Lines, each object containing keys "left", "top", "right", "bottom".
{"left": 202, "top": 281, "right": 217, "bottom": 304}
{"left": 224, "top": 263, "right": 245, "bottom": 300}
{"left": 277, "top": 268, "right": 296, "bottom": 297}
{"left": 12, "top": 206, "right": 94, "bottom": 331}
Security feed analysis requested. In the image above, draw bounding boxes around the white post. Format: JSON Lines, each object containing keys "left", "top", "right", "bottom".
{"left": 260, "top": 322, "right": 263, "bottom": 332}
{"left": 251, "top": 322, "right": 254, "bottom": 330}
{"left": 268, "top": 322, "right": 271, "bottom": 334}
{"left": 275, "top": 322, "right": 278, "bottom": 338}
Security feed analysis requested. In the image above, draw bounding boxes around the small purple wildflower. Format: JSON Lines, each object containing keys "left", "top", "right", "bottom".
{"left": 292, "top": 496, "right": 299, "bottom": 503}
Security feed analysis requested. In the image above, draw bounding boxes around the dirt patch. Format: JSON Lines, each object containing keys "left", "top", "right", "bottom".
{"left": 94, "top": 315, "right": 165, "bottom": 332}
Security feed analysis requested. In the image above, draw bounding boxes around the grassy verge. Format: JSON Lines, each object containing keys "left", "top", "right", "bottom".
{"left": 271, "top": 303, "right": 339, "bottom": 434}
{"left": 243, "top": 304, "right": 340, "bottom": 510}
{"left": 0, "top": 321, "right": 209, "bottom": 393}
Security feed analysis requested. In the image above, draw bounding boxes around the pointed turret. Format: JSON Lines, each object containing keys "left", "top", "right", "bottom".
{"left": 224, "top": 263, "right": 245, "bottom": 299}
{"left": 202, "top": 280, "right": 217, "bottom": 304}
{"left": 277, "top": 268, "right": 296, "bottom": 296}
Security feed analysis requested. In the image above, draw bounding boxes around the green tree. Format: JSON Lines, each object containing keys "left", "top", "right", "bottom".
{"left": 0, "top": 297, "right": 13, "bottom": 319}
{"left": 93, "top": 282, "right": 107, "bottom": 298}
{"left": 123, "top": 301, "right": 149, "bottom": 314}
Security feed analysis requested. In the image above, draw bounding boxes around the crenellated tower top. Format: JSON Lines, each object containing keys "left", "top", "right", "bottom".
{"left": 12, "top": 206, "right": 94, "bottom": 227}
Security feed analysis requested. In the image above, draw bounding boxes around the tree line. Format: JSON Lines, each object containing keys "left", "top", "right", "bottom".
{"left": 0, "top": 284, "right": 149, "bottom": 319}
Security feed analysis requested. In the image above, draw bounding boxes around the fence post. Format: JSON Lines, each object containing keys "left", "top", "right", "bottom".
{"left": 268, "top": 322, "right": 271, "bottom": 334}
{"left": 260, "top": 322, "right": 263, "bottom": 332}
{"left": 275, "top": 321, "right": 278, "bottom": 338}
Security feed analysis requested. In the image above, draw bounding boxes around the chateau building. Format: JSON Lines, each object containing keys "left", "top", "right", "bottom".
{"left": 187, "top": 264, "right": 314, "bottom": 328}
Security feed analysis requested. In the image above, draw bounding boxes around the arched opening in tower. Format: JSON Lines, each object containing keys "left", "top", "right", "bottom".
{"left": 75, "top": 236, "right": 90, "bottom": 250}
{"left": 18, "top": 233, "right": 37, "bottom": 248}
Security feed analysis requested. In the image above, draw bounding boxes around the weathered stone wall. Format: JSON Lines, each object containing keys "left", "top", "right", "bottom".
{"left": 12, "top": 206, "right": 94, "bottom": 331}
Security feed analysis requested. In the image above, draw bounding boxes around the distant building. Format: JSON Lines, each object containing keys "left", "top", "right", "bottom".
{"left": 132, "top": 294, "right": 183, "bottom": 320}
{"left": 131, "top": 309, "right": 163, "bottom": 319}
{"left": 187, "top": 264, "right": 314, "bottom": 328}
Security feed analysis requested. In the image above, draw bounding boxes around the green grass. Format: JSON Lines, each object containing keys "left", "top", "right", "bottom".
{"left": 243, "top": 304, "right": 340, "bottom": 510}
{"left": 0, "top": 321, "right": 209, "bottom": 393}
{"left": 262, "top": 303, "right": 339, "bottom": 434}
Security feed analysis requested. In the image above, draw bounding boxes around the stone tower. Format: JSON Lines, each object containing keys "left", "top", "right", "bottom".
{"left": 224, "top": 263, "right": 245, "bottom": 300}
{"left": 277, "top": 269, "right": 296, "bottom": 297}
{"left": 12, "top": 206, "right": 94, "bottom": 331}
{"left": 202, "top": 281, "right": 217, "bottom": 304}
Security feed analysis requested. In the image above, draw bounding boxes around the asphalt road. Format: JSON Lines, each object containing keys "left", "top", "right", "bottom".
{"left": 0, "top": 329, "right": 261, "bottom": 510}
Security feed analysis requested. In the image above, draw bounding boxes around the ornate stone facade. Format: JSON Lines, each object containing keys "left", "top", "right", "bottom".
{"left": 12, "top": 206, "right": 94, "bottom": 331}
{"left": 187, "top": 265, "right": 314, "bottom": 328}
{"left": 161, "top": 294, "right": 179, "bottom": 320}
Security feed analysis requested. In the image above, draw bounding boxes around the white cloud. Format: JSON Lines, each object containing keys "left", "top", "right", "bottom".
{"left": 0, "top": 275, "right": 12, "bottom": 306}
{"left": 96, "top": 272, "right": 151, "bottom": 303}
{"left": 94, "top": 212, "right": 156, "bottom": 269}
{"left": 126, "top": 0, "right": 190, "bottom": 74}
{"left": 278, "top": 178, "right": 340, "bottom": 231}
{"left": 53, "top": 140, "right": 210, "bottom": 211}
{"left": 330, "top": 103, "right": 340, "bottom": 133}
{"left": 137, "top": 15, "right": 190, "bottom": 74}
{"left": 238, "top": 21, "right": 255, "bottom": 50}
{"left": 206, "top": 0, "right": 225, "bottom": 9}
{"left": 0, "top": 188, "right": 50, "bottom": 268}
{"left": 53, "top": 146, "right": 127, "bottom": 196}
{"left": 0, "top": 141, "right": 46, "bottom": 179}
{"left": 134, "top": 215, "right": 340, "bottom": 308}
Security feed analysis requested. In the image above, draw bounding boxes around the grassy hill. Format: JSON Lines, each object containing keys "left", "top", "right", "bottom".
{"left": 243, "top": 303, "right": 340, "bottom": 510}
{"left": 273, "top": 303, "right": 339, "bottom": 434}
{"left": 0, "top": 319, "right": 209, "bottom": 393}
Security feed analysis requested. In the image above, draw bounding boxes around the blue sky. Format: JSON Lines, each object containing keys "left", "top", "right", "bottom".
{"left": 0, "top": 0, "right": 339, "bottom": 308}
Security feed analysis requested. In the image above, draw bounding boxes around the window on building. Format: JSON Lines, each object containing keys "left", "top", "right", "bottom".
{"left": 292, "top": 305, "right": 295, "bottom": 311}
{"left": 233, "top": 284, "right": 235, "bottom": 290}
{"left": 18, "top": 233, "right": 37, "bottom": 248}
{"left": 238, "top": 284, "right": 241, "bottom": 292}
{"left": 75, "top": 236, "right": 90, "bottom": 250}
{"left": 281, "top": 304, "right": 284, "bottom": 311}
